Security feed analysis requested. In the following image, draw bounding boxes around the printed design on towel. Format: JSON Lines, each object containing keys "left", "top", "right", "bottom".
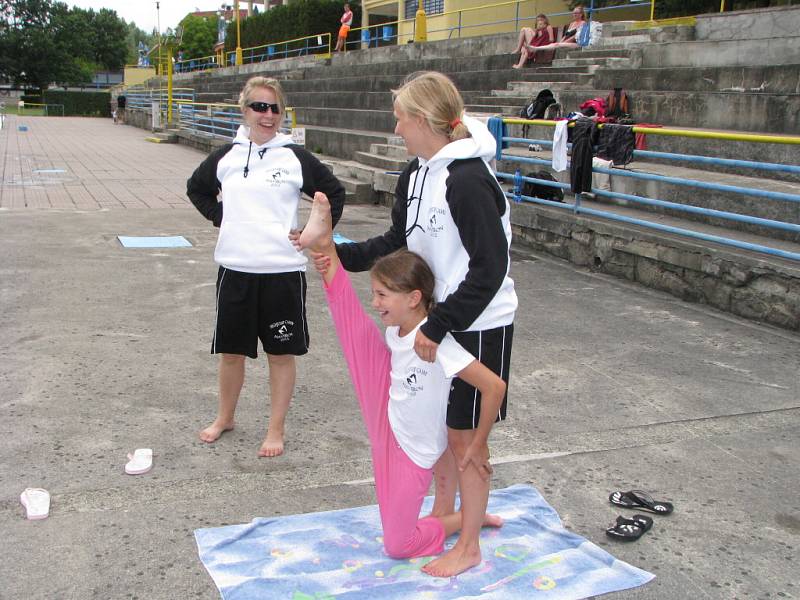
{"left": 195, "top": 484, "right": 655, "bottom": 600}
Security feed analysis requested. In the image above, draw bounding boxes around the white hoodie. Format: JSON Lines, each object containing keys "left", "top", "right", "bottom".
{"left": 187, "top": 125, "right": 345, "bottom": 274}
{"left": 406, "top": 115, "right": 518, "bottom": 340}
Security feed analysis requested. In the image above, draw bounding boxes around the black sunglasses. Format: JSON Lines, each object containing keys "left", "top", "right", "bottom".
{"left": 248, "top": 101, "right": 280, "bottom": 114}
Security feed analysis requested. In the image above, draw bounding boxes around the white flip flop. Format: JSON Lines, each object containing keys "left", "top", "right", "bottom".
{"left": 20, "top": 488, "right": 50, "bottom": 520}
{"left": 125, "top": 448, "right": 153, "bottom": 475}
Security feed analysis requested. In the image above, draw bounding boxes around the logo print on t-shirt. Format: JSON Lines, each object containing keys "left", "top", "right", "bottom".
{"left": 403, "top": 366, "right": 427, "bottom": 396}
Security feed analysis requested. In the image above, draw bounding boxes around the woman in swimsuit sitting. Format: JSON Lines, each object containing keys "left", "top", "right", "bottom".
{"left": 511, "top": 14, "right": 556, "bottom": 69}
{"left": 524, "top": 5, "right": 587, "bottom": 57}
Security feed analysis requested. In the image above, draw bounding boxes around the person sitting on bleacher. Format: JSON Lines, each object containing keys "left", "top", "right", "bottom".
{"left": 524, "top": 5, "right": 587, "bottom": 59}
{"left": 511, "top": 14, "right": 556, "bottom": 69}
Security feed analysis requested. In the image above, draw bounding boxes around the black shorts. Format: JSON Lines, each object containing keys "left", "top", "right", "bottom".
{"left": 212, "top": 267, "right": 309, "bottom": 359}
{"left": 447, "top": 324, "right": 513, "bottom": 430}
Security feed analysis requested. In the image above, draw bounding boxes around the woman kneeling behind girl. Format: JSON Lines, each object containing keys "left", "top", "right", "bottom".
{"left": 297, "top": 193, "right": 505, "bottom": 577}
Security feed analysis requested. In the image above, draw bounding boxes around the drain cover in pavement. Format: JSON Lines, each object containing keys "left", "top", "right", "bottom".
{"left": 118, "top": 236, "right": 192, "bottom": 248}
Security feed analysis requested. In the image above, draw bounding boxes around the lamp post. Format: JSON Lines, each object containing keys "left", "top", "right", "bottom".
{"left": 234, "top": 0, "right": 243, "bottom": 65}
{"left": 156, "top": 2, "right": 161, "bottom": 75}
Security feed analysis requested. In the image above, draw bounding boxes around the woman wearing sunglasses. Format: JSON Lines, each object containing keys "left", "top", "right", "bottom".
{"left": 187, "top": 76, "right": 345, "bottom": 458}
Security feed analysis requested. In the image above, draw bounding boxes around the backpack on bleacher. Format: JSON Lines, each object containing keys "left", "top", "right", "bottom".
{"left": 606, "top": 88, "right": 632, "bottom": 122}
{"left": 522, "top": 170, "right": 564, "bottom": 203}
{"left": 520, "top": 89, "right": 556, "bottom": 120}
{"left": 520, "top": 89, "right": 557, "bottom": 138}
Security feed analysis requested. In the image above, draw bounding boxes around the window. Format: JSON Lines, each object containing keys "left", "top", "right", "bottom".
{"left": 404, "top": 0, "right": 444, "bottom": 20}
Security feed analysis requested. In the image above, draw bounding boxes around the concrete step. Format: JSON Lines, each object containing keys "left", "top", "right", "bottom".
{"left": 591, "top": 64, "right": 800, "bottom": 94}
{"left": 354, "top": 150, "right": 408, "bottom": 171}
{"left": 564, "top": 48, "right": 634, "bottom": 59}
{"left": 551, "top": 57, "right": 631, "bottom": 69}
{"left": 593, "top": 34, "right": 652, "bottom": 47}
{"left": 288, "top": 90, "right": 393, "bottom": 110}
{"left": 296, "top": 106, "right": 394, "bottom": 133}
{"left": 370, "top": 143, "right": 410, "bottom": 160}
{"left": 144, "top": 132, "right": 178, "bottom": 143}
{"left": 503, "top": 81, "right": 586, "bottom": 95}
{"left": 465, "top": 104, "right": 520, "bottom": 116}
{"left": 337, "top": 173, "right": 375, "bottom": 204}
{"left": 303, "top": 124, "right": 396, "bottom": 161}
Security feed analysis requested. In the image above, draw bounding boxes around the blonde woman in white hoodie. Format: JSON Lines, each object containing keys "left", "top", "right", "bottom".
{"left": 328, "top": 71, "right": 518, "bottom": 577}
{"left": 187, "top": 76, "right": 345, "bottom": 458}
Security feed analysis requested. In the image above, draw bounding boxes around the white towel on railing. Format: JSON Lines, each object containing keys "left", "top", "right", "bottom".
{"left": 552, "top": 121, "right": 568, "bottom": 172}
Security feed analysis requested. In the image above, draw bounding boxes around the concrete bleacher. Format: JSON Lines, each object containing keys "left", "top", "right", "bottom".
{"left": 156, "top": 5, "right": 800, "bottom": 330}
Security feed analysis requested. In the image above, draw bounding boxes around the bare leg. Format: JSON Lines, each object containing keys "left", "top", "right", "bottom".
{"left": 259, "top": 353, "right": 296, "bottom": 457}
{"left": 428, "top": 448, "right": 458, "bottom": 517}
{"left": 199, "top": 353, "right": 244, "bottom": 442}
{"left": 512, "top": 27, "right": 534, "bottom": 68}
{"left": 422, "top": 428, "right": 492, "bottom": 577}
{"left": 511, "top": 28, "right": 526, "bottom": 54}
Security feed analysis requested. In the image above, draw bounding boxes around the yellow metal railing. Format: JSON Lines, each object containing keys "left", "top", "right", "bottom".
{"left": 241, "top": 32, "right": 332, "bottom": 63}
{"left": 505, "top": 118, "right": 800, "bottom": 146}
{"left": 175, "top": 54, "right": 219, "bottom": 72}
{"left": 346, "top": 17, "right": 413, "bottom": 49}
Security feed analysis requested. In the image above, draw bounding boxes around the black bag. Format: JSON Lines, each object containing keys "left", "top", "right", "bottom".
{"left": 520, "top": 89, "right": 556, "bottom": 120}
{"left": 522, "top": 170, "right": 564, "bottom": 202}
{"left": 606, "top": 87, "right": 632, "bottom": 121}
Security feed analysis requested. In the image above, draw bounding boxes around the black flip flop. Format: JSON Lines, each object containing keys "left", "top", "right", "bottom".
{"left": 609, "top": 490, "right": 674, "bottom": 515}
{"left": 605, "top": 514, "right": 653, "bottom": 541}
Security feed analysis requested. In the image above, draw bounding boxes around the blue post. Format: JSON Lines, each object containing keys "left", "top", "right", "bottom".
{"left": 513, "top": 169, "right": 523, "bottom": 203}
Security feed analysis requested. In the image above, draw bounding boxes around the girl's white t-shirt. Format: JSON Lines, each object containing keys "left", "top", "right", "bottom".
{"left": 385, "top": 318, "right": 475, "bottom": 469}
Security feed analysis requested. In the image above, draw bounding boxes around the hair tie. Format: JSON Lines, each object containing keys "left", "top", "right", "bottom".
{"left": 450, "top": 118, "right": 462, "bottom": 129}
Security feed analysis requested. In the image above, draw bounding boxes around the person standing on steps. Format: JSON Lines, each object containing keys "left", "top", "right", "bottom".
{"left": 335, "top": 3, "right": 353, "bottom": 52}
{"left": 186, "top": 76, "right": 345, "bottom": 457}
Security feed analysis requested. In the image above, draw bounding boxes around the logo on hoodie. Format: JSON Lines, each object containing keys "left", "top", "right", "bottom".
{"left": 427, "top": 207, "right": 446, "bottom": 237}
{"left": 267, "top": 168, "right": 290, "bottom": 187}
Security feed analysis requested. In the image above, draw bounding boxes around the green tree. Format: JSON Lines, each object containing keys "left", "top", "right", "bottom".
{"left": 178, "top": 13, "right": 218, "bottom": 60}
{"left": 89, "top": 8, "right": 128, "bottom": 70}
{"left": 0, "top": 0, "right": 130, "bottom": 90}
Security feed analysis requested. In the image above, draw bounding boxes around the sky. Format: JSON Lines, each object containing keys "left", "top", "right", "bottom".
{"left": 65, "top": 1, "right": 237, "bottom": 34}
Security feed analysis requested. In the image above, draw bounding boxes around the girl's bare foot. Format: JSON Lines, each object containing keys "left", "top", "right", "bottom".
{"left": 421, "top": 513, "right": 503, "bottom": 577}
{"left": 422, "top": 543, "right": 482, "bottom": 578}
{"left": 258, "top": 427, "right": 284, "bottom": 457}
{"left": 199, "top": 419, "right": 234, "bottom": 443}
{"left": 298, "top": 192, "right": 334, "bottom": 252}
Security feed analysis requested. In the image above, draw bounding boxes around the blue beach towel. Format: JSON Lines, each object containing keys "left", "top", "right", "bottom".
{"left": 195, "top": 484, "right": 654, "bottom": 599}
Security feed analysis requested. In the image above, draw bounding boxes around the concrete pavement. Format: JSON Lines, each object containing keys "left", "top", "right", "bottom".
{"left": 1, "top": 116, "right": 799, "bottom": 599}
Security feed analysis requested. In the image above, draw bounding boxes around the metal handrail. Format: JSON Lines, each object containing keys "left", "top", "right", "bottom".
{"left": 489, "top": 116, "right": 800, "bottom": 262}
{"left": 174, "top": 99, "right": 297, "bottom": 140}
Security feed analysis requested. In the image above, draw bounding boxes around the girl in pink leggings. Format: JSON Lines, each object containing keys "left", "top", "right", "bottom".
{"left": 297, "top": 193, "right": 505, "bottom": 572}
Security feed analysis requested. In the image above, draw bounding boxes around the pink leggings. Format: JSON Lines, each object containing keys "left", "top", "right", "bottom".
{"left": 324, "top": 267, "right": 445, "bottom": 558}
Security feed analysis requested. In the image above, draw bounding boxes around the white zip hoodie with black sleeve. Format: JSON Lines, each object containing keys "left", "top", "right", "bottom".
{"left": 337, "top": 115, "right": 517, "bottom": 343}
{"left": 187, "top": 125, "right": 345, "bottom": 273}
